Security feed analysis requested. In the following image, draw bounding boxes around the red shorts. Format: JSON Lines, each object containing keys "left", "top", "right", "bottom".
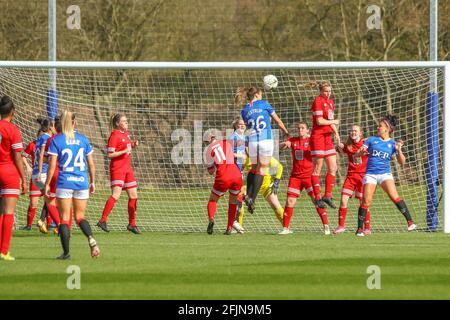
{"left": 341, "top": 173, "right": 364, "bottom": 199}
{"left": 287, "top": 176, "right": 314, "bottom": 198}
{"left": 310, "top": 133, "right": 336, "bottom": 158}
{"left": 29, "top": 178, "right": 42, "bottom": 198}
{"left": 212, "top": 176, "right": 242, "bottom": 197}
{"left": 0, "top": 165, "right": 20, "bottom": 198}
{"left": 110, "top": 168, "right": 138, "bottom": 190}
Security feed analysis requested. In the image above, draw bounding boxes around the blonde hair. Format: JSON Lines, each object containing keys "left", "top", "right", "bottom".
{"left": 346, "top": 124, "right": 364, "bottom": 150}
{"left": 234, "top": 86, "right": 261, "bottom": 106}
{"left": 231, "top": 116, "right": 244, "bottom": 130}
{"left": 61, "top": 110, "right": 75, "bottom": 141}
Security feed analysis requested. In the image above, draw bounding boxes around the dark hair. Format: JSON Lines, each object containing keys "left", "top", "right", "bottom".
{"left": 36, "top": 117, "right": 51, "bottom": 133}
{"left": 0, "top": 95, "right": 15, "bottom": 116}
{"left": 53, "top": 115, "right": 62, "bottom": 133}
{"left": 234, "top": 86, "right": 262, "bottom": 106}
{"left": 382, "top": 115, "right": 398, "bottom": 133}
{"left": 110, "top": 113, "right": 124, "bottom": 131}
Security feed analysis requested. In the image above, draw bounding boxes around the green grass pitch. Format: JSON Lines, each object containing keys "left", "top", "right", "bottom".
{"left": 1, "top": 231, "right": 450, "bottom": 299}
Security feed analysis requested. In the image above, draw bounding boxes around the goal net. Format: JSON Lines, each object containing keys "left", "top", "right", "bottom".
{"left": 0, "top": 62, "right": 446, "bottom": 233}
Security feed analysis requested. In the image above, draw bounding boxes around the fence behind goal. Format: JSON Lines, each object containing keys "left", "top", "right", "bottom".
{"left": 0, "top": 61, "right": 447, "bottom": 233}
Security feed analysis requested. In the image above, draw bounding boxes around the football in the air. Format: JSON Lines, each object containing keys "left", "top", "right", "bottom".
{"left": 263, "top": 74, "right": 278, "bottom": 90}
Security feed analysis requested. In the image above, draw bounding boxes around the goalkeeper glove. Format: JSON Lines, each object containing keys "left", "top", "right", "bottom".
{"left": 272, "top": 178, "right": 280, "bottom": 195}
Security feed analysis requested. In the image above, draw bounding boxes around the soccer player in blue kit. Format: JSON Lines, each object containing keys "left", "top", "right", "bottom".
{"left": 45, "top": 110, "right": 100, "bottom": 259}
{"left": 353, "top": 115, "right": 416, "bottom": 236}
{"left": 235, "top": 85, "right": 289, "bottom": 214}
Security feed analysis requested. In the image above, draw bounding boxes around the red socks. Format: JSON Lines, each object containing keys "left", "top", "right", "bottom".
{"left": 101, "top": 196, "right": 117, "bottom": 222}
{"left": 316, "top": 207, "right": 329, "bottom": 225}
{"left": 207, "top": 200, "right": 217, "bottom": 220}
{"left": 128, "top": 198, "right": 137, "bottom": 226}
{"left": 311, "top": 175, "right": 321, "bottom": 200}
{"left": 283, "top": 207, "right": 294, "bottom": 228}
{"left": 365, "top": 210, "right": 371, "bottom": 230}
{"left": 324, "top": 173, "right": 335, "bottom": 198}
{"left": 0, "top": 214, "right": 14, "bottom": 255}
{"left": 227, "top": 204, "right": 237, "bottom": 229}
{"left": 27, "top": 207, "right": 37, "bottom": 227}
{"left": 338, "top": 207, "right": 348, "bottom": 227}
{"left": 48, "top": 204, "right": 60, "bottom": 225}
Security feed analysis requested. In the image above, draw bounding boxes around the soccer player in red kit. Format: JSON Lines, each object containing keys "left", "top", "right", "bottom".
{"left": 205, "top": 133, "right": 243, "bottom": 235}
{"left": 97, "top": 113, "right": 140, "bottom": 234}
{"left": 0, "top": 95, "right": 26, "bottom": 261}
{"left": 279, "top": 122, "right": 330, "bottom": 235}
{"left": 335, "top": 125, "right": 371, "bottom": 234}
{"left": 310, "top": 81, "right": 340, "bottom": 209}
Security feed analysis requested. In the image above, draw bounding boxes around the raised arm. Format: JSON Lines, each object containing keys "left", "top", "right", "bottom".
{"left": 271, "top": 112, "right": 289, "bottom": 137}
{"left": 395, "top": 140, "right": 406, "bottom": 166}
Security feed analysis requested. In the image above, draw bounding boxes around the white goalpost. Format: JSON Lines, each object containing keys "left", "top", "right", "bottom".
{"left": 0, "top": 61, "right": 448, "bottom": 233}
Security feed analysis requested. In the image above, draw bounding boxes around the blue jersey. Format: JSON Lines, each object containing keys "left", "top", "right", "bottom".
{"left": 364, "top": 136, "right": 397, "bottom": 174}
{"left": 241, "top": 100, "right": 274, "bottom": 142}
{"left": 228, "top": 131, "right": 246, "bottom": 172}
{"left": 47, "top": 132, "right": 93, "bottom": 190}
{"left": 32, "top": 133, "right": 51, "bottom": 175}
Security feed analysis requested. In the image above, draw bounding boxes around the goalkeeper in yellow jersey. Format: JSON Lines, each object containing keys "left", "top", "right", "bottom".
{"left": 234, "top": 156, "right": 284, "bottom": 232}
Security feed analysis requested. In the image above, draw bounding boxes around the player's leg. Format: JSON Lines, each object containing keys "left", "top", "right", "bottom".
{"left": 357, "top": 176, "right": 377, "bottom": 236}
{"left": 280, "top": 176, "right": 301, "bottom": 234}
{"left": 207, "top": 191, "right": 221, "bottom": 234}
{"left": 98, "top": 180, "right": 123, "bottom": 232}
{"left": 73, "top": 191, "right": 100, "bottom": 258}
{"left": 23, "top": 195, "right": 39, "bottom": 230}
{"left": 355, "top": 176, "right": 371, "bottom": 234}
{"left": 0, "top": 196, "right": 19, "bottom": 260}
{"left": 311, "top": 134, "right": 326, "bottom": 208}
{"left": 380, "top": 177, "right": 416, "bottom": 231}
{"left": 55, "top": 192, "right": 72, "bottom": 260}
{"left": 335, "top": 194, "right": 350, "bottom": 234}
{"left": 266, "top": 193, "right": 284, "bottom": 226}
{"left": 124, "top": 170, "right": 140, "bottom": 234}
{"left": 336, "top": 176, "right": 354, "bottom": 233}
{"left": 125, "top": 187, "right": 140, "bottom": 234}
{"left": 279, "top": 196, "right": 296, "bottom": 234}
{"left": 322, "top": 144, "right": 338, "bottom": 209}
{"left": 225, "top": 192, "right": 240, "bottom": 235}
{"left": 247, "top": 140, "right": 273, "bottom": 212}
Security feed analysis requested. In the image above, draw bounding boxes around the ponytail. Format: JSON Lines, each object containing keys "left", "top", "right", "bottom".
{"left": 110, "top": 113, "right": 123, "bottom": 131}
{"left": 234, "top": 86, "right": 261, "bottom": 106}
{"left": 61, "top": 110, "right": 75, "bottom": 141}
{"left": 36, "top": 117, "right": 51, "bottom": 133}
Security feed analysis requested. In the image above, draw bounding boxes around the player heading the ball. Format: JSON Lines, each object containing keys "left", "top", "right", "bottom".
{"left": 235, "top": 85, "right": 289, "bottom": 215}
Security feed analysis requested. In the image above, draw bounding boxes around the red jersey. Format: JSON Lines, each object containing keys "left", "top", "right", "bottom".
{"left": 311, "top": 95, "right": 335, "bottom": 135}
{"left": 0, "top": 119, "right": 23, "bottom": 166}
{"left": 107, "top": 130, "right": 134, "bottom": 172}
{"left": 206, "top": 139, "right": 241, "bottom": 181}
{"left": 288, "top": 136, "right": 313, "bottom": 179}
{"left": 44, "top": 134, "right": 59, "bottom": 176}
{"left": 23, "top": 140, "right": 37, "bottom": 165}
{"left": 342, "top": 139, "right": 368, "bottom": 174}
